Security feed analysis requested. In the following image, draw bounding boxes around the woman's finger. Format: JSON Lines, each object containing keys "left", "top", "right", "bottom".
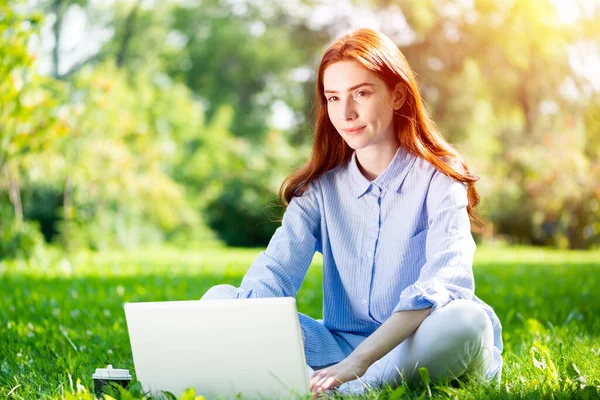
{"left": 316, "top": 374, "right": 335, "bottom": 391}
{"left": 322, "top": 376, "right": 337, "bottom": 390}
{"left": 310, "top": 371, "right": 326, "bottom": 387}
{"left": 313, "top": 377, "right": 327, "bottom": 391}
{"left": 312, "top": 375, "right": 328, "bottom": 389}
{"left": 311, "top": 375, "right": 327, "bottom": 391}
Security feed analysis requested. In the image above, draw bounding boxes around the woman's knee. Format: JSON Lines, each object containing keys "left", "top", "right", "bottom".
{"left": 432, "top": 300, "right": 495, "bottom": 372}
{"left": 401, "top": 300, "right": 493, "bottom": 380}
{"left": 200, "top": 284, "right": 238, "bottom": 300}
{"left": 436, "top": 300, "right": 493, "bottom": 343}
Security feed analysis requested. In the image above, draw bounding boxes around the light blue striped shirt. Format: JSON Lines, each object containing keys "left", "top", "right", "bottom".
{"left": 235, "top": 145, "right": 502, "bottom": 378}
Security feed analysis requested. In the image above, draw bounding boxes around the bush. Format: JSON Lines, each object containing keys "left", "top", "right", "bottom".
{"left": 205, "top": 176, "right": 284, "bottom": 247}
{"left": 0, "top": 217, "right": 45, "bottom": 260}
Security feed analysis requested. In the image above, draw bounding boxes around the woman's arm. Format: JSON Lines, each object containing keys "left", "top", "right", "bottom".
{"left": 309, "top": 308, "right": 430, "bottom": 395}
{"left": 237, "top": 181, "right": 321, "bottom": 299}
{"left": 349, "top": 307, "right": 431, "bottom": 368}
{"left": 392, "top": 169, "right": 476, "bottom": 313}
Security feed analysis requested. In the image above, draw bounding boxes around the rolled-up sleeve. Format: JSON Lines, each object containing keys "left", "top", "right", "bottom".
{"left": 236, "top": 181, "right": 321, "bottom": 299}
{"left": 393, "top": 170, "right": 476, "bottom": 313}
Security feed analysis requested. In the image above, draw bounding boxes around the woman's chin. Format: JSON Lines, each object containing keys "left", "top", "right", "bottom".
{"left": 341, "top": 136, "right": 367, "bottom": 150}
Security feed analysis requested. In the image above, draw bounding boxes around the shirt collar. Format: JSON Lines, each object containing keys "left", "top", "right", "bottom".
{"left": 349, "top": 145, "right": 417, "bottom": 198}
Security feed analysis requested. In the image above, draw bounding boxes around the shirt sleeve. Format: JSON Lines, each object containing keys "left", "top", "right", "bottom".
{"left": 235, "top": 180, "right": 321, "bottom": 299}
{"left": 392, "top": 169, "right": 476, "bottom": 313}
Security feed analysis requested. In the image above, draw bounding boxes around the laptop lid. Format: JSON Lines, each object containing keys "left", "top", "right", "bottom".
{"left": 124, "top": 297, "right": 310, "bottom": 399}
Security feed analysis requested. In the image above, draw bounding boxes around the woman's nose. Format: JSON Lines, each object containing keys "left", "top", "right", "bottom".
{"left": 344, "top": 99, "right": 358, "bottom": 121}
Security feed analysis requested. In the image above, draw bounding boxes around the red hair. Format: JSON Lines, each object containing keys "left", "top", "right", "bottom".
{"left": 278, "top": 28, "right": 484, "bottom": 233}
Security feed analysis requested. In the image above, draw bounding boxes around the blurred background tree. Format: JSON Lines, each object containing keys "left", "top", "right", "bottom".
{"left": 1, "top": 0, "right": 598, "bottom": 259}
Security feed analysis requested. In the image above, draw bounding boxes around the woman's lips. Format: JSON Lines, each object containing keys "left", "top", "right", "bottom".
{"left": 343, "top": 126, "right": 366, "bottom": 135}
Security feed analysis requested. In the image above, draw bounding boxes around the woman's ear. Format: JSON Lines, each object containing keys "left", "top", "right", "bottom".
{"left": 392, "top": 83, "right": 408, "bottom": 111}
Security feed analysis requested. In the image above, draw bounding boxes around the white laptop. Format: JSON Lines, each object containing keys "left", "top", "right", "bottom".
{"left": 124, "top": 297, "right": 311, "bottom": 399}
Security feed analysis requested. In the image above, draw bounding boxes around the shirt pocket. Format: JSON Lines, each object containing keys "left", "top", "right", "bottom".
{"left": 383, "top": 228, "right": 427, "bottom": 281}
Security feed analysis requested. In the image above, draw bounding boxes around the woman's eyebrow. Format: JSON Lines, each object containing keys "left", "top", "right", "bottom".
{"left": 324, "top": 82, "right": 375, "bottom": 94}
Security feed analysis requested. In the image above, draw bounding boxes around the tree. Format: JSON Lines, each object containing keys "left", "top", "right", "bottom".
{"left": 0, "top": 3, "right": 66, "bottom": 226}
{"left": 369, "top": 0, "right": 600, "bottom": 248}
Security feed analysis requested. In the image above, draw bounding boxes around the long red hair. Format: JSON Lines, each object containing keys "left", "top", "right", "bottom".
{"left": 278, "top": 28, "right": 484, "bottom": 233}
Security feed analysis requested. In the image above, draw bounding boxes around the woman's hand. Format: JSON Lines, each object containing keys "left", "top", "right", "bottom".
{"left": 307, "top": 309, "right": 430, "bottom": 398}
{"left": 309, "top": 356, "right": 369, "bottom": 398}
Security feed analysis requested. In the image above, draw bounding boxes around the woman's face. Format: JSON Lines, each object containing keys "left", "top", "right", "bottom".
{"left": 323, "top": 60, "right": 406, "bottom": 153}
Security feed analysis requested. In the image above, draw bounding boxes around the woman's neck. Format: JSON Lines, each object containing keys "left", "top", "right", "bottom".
{"left": 355, "top": 143, "right": 400, "bottom": 181}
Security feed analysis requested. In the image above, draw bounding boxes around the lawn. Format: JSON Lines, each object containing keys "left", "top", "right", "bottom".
{"left": 1, "top": 244, "right": 599, "bottom": 399}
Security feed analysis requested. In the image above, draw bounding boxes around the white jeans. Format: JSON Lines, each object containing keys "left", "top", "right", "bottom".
{"left": 200, "top": 285, "right": 495, "bottom": 395}
{"left": 334, "top": 298, "right": 495, "bottom": 394}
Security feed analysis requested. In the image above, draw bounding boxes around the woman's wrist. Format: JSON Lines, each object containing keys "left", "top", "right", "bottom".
{"left": 347, "top": 350, "right": 375, "bottom": 372}
{"left": 344, "top": 309, "right": 432, "bottom": 373}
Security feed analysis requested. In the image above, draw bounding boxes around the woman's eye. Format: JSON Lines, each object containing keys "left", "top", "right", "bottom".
{"left": 356, "top": 90, "right": 369, "bottom": 98}
{"left": 327, "top": 96, "right": 339, "bottom": 102}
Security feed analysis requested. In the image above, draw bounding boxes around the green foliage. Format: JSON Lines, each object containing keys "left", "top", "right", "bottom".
{"left": 390, "top": 0, "right": 600, "bottom": 249}
{"left": 176, "top": 105, "right": 305, "bottom": 247}
{"left": 0, "top": 206, "right": 45, "bottom": 260}
{"left": 0, "top": 3, "right": 65, "bottom": 170}
{"left": 2, "top": 0, "right": 600, "bottom": 253}
{"left": 167, "top": 0, "right": 305, "bottom": 141}
{"left": 0, "top": 245, "right": 599, "bottom": 398}
{"left": 13, "top": 60, "right": 217, "bottom": 251}
{"left": 205, "top": 175, "right": 283, "bottom": 246}
{"left": 0, "top": 2, "right": 62, "bottom": 259}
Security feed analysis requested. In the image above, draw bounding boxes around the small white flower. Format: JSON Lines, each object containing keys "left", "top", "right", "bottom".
{"left": 17, "top": 352, "right": 22, "bottom": 358}
{"left": 27, "top": 323, "right": 34, "bottom": 331}
{"left": 52, "top": 308, "right": 60, "bottom": 317}
{"left": 103, "top": 309, "right": 111, "bottom": 317}
{"left": 70, "top": 309, "right": 81, "bottom": 319}
{"left": 7, "top": 322, "right": 12, "bottom": 329}
{"left": 107, "top": 349, "right": 113, "bottom": 354}
{"left": 116, "top": 285, "right": 125, "bottom": 296}
{"left": 79, "top": 345, "right": 87, "bottom": 351}
{"left": 27, "top": 332, "right": 34, "bottom": 338}
{"left": 86, "top": 330, "right": 93, "bottom": 337}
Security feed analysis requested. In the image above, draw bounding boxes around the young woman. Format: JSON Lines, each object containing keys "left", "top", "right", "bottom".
{"left": 201, "top": 28, "right": 503, "bottom": 396}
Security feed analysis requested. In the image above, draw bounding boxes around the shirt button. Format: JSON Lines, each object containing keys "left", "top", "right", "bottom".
{"left": 362, "top": 297, "right": 368, "bottom": 305}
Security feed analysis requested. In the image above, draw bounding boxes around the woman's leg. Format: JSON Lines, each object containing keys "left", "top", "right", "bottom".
{"left": 200, "top": 284, "right": 238, "bottom": 300}
{"left": 337, "top": 299, "right": 495, "bottom": 394}
{"left": 297, "top": 313, "right": 347, "bottom": 369}
{"left": 199, "top": 284, "right": 345, "bottom": 374}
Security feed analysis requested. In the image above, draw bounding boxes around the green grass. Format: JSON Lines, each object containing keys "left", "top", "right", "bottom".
{"left": 1, "top": 244, "right": 599, "bottom": 399}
